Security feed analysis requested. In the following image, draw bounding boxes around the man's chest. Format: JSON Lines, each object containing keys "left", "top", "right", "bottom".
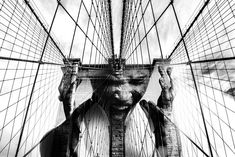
{"left": 77, "top": 104, "right": 156, "bottom": 157}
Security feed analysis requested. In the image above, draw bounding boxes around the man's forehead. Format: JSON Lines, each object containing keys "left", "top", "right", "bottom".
{"left": 77, "top": 66, "right": 152, "bottom": 81}
{"left": 123, "top": 69, "right": 151, "bottom": 78}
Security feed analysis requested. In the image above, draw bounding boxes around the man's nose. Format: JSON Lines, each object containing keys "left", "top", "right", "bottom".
{"left": 116, "top": 90, "right": 132, "bottom": 100}
{"left": 114, "top": 85, "right": 132, "bottom": 101}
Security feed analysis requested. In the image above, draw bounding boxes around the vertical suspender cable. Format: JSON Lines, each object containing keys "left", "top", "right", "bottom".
{"left": 149, "top": 0, "right": 163, "bottom": 59}
{"left": 68, "top": 1, "right": 83, "bottom": 58}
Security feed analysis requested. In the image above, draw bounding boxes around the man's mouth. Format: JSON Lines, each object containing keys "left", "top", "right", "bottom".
{"left": 110, "top": 103, "right": 131, "bottom": 111}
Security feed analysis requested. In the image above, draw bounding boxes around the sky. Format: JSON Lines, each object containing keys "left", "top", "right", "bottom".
{"left": 30, "top": 0, "right": 232, "bottom": 153}
{"left": 1, "top": 0, "right": 235, "bottom": 156}
{"left": 31, "top": 0, "right": 204, "bottom": 61}
{"left": 29, "top": 1, "right": 233, "bottom": 156}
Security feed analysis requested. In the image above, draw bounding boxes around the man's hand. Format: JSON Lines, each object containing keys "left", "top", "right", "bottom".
{"left": 58, "top": 65, "right": 81, "bottom": 118}
{"left": 166, "top": 67, "right": 172, "bottom": 76}
{"left": 158, "top": 66, "right": 175, "bottom": 109}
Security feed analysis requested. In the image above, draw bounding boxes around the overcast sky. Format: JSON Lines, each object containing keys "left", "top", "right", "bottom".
{"left": 1, "top": 0, "right": 235, "bottom": 156}
{"left": 31, "top": 0, "right": 204, "bottom": 62}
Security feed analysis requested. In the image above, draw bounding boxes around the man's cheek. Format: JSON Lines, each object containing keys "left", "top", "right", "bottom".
{"left": 130, "top": 85, "right": 146, "bottom": 101}
{"left": 133, "top": 82, "right": 148, "bottom": 92}
{"left": 105, "top": 85, "right": 120, "bottom": 96}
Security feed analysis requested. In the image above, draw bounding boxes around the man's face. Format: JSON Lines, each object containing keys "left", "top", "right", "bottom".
{"left": 91, "top": 69, "right": 152, "bottom": 114}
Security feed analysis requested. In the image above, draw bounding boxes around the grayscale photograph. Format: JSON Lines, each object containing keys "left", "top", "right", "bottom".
{"left": 0, "top": 0, "right": 235, "bottom": 156}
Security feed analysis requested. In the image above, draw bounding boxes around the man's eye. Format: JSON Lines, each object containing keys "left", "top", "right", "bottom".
{"left": 107, "top": 79, "right": 119, "bottom": 85}
{"left": 129, "top": 78, "right": 145, "bottom": 85}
